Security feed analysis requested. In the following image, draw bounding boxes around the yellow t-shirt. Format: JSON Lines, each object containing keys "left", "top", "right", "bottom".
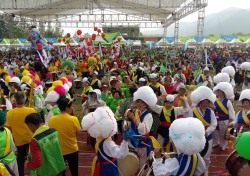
{"left": 5, "top": 107, "right": 36, "bottom": 146}
{"left": 14, "top": 68, "right": 20, "bottom": 75}
{"left": 48, "top": 65, "right": 58, "bottom": 72}
{"left": 0, "top": 68, "right": 7, "bottom": 75}
{"left": 48, "top": 113, "right": 80, "bottom": 155}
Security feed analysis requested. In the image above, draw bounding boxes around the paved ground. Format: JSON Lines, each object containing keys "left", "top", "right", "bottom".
{"left": 70, "top": 132, "right": 233, "bottom": 176}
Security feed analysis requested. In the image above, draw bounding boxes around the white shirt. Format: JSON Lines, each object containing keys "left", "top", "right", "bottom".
{"left": 103, "top": 139, "right": 129, "bottom": 159}
{"left": 153, "top": 153, "right": 206, "bottom": 176}
{"left": 137, "top": 110, "right": 153, "bottom": 135}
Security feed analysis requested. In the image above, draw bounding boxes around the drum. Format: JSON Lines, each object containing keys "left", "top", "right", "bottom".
{"left": 224, "top": 128, "right": 236, "bottom": 140}
{"left": 118, "top": 152, "right": 139, "bottom": 176}
{"left": 226, "top": 151, "right": 250, "bottom": 176}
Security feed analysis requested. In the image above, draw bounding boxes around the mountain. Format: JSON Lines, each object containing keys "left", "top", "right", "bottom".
{"left": 141, "top": 8, "right": 250, "bottom": 36}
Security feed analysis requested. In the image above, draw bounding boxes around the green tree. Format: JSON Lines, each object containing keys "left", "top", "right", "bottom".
{"left": 0, "top": 14, "right": 29, "bottom": 38}
{"left": 42, "top": 27, "right": 64, "bottom": 38}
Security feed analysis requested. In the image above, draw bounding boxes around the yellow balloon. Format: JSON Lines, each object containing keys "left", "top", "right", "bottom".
{"left": 21, "top": 75, "right": 31, "bottom": 84}
{"left": 22, "top": 70, "right": 29, "bottom": 76}
{"left": 46, "top": 86, "right": 55, "bottom": 94}
{"left": 52, "top": 80, "right": 63, "bottom": 87}
{"left": 5, "top": 75, "right": 11, "bottom": 84}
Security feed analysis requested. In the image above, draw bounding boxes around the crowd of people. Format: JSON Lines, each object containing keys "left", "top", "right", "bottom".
{"left": 0, "top": 41, "right": 250, "bottom": 176}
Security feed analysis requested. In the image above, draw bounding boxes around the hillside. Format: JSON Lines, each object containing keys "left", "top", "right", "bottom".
{"left": 142, "top": 8, "right": 250, "bottom": 36}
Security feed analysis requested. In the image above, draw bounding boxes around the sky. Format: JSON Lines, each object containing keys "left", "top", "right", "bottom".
{"left": 63, "top": 0, "right": 250, "bottom": 34}
{"left": 180, "top": 0, "right": 250, "bottom": 22}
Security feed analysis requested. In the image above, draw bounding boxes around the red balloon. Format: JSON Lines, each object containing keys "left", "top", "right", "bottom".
{"left": 82, "top": 63, "right": 87, "bottom": 68}
{"left": 66, "top": 33, "right": 71, "bottom": 37}
{"left": 87, "top": 41, "right": 92, "bottom": 46}
{"left": 79, "top": 48, "right": 83, "bottom": 53}
{"left": 76, "top": 30, "right": 82, "bottom": 35}
{"left": 94, "top": 27, "right": 98, "bottom": 31}
{"left": 101, "top": 33, "right": 105, "bottom": 38}
{"left": 87, "top": 48, "right": 92, "bottom": 53}
{"left": 92, "top": 36, "right": 96, "bottom": 41}
{"left": 36, "top": 43, "right": 43, "bottom": 49}
{"left": 97, "top": 29, "right": 101, "bottom": 33}
{"left": 58, "top": 38, "right": 61, "bottom": 42}
{"left": 47, "top": 72, "right": 52, "bottom": 78}
{"left": 92, "top": 33, "right": 96, "bottom": 38}
{"left": 117, "top": 37, "right": 122, "bottom": 42}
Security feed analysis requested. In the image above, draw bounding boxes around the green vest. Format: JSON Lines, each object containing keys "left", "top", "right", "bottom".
{"left": 30, "top": 126, "right": 66, "bottom": 176}
{"left": 0, "top": 128, "right": 16, "bottom": 164}
{"left": 52, "top": 105, "right": 60, "bottom": 116}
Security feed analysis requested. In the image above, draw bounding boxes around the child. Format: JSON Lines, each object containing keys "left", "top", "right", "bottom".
{"left": 152, "top": 118, "right": 206, "bottom": 176}
{"left": 82, "top": 106, "right": 129, "bottom": 176}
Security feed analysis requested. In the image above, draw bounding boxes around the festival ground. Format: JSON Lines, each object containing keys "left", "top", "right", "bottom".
{"left": 63, "top": 132, "right": 233, "bottom": 176}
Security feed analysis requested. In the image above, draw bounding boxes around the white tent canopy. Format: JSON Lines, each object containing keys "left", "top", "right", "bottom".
{"left": 201, "top": 38, "right": 213, "bottom": 44}
{"left": 156, "top": 38, "right": 172, "bottom": 47}
{"left": 215, "top": 38, "right": 227, "bottom": 47}
{"left": 201, "top": 38, "right": 214, "bottom": 47}
{"left": 171, "top": 39, "right": 184, "bottom": 45}
{"left": 245, "top": 38, "right": 250, "bottom": 48}
{"left": 215, "top": 38, "right": 226, "bottom": 44}
{"left": 244, "top": 38, "right": 250, "bottom": 44}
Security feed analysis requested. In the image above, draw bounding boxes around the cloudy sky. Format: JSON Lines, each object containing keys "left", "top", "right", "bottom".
{"left": 181, "top": 0, "right": 250, "bottom": 22}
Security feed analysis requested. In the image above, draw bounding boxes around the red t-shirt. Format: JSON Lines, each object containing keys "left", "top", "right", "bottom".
{"left": 164, "top": 85, "right": 174, "bottom": 94}
{"left": 26, "top": 139, "right": 42, "bottom": 170}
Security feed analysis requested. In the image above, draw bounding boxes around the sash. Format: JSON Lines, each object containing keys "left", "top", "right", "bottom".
{"left": 83, "top": 86, "right": 92, "bottom": 94}
{"left": 173, "top": 94, "right": 182, "bottom": 107}
{"left": 135, "top": 109, "right": 141, "bottom": 123}
{"left": 154, "top": 82, "right": 162, "bottom": 88}
{"left": 201, "top": 74, "right": 207, "bottom": 81}
{"left": 90, "top": 79, "right": 98, "bottom": 86}
{"left": 193, "top": 108, "right": 210, "bottom": 127}
{"left": 162, "top": 106, "right": 173, "bottom": 122}
{"left": 173, "top": 82, "right": 179, "bottom": 91}
{"left": 216, "top": 98, "right": 228, "bottom": 115}
{"left": 190, "top": 154, "right": 198, "bottom": 176}
{"left": 242, "top": 110, "right": 250, "bottom": 126}
{"left": 3, "top": 128, "right": 11, "bottom": 158}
